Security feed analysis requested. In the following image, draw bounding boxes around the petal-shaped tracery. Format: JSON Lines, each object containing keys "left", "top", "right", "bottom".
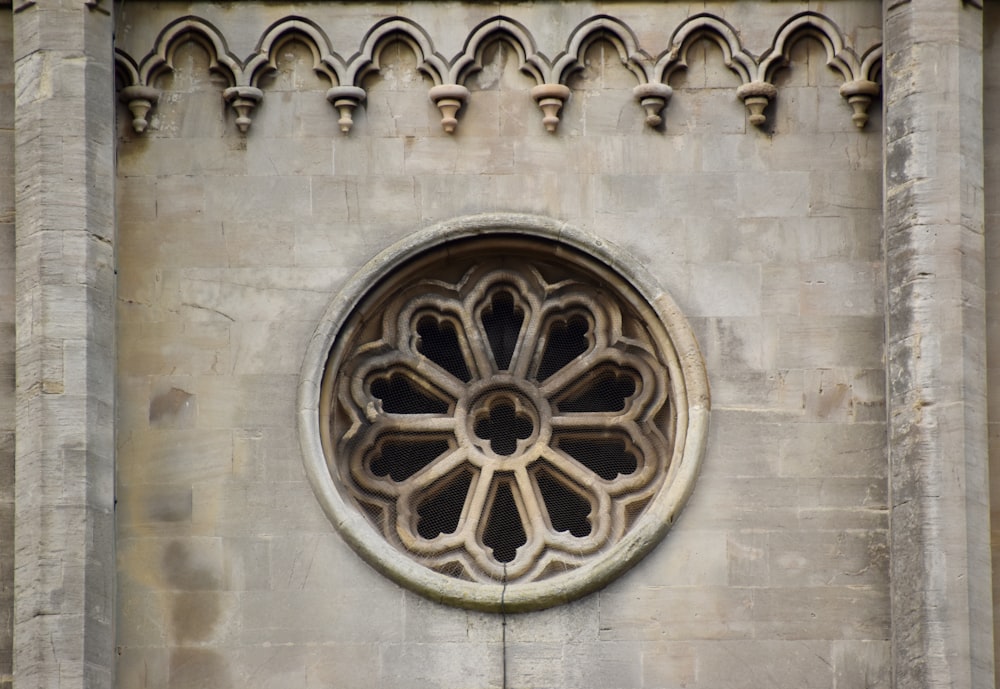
{"left": 327, "top": 240, "right": 687, "bottom": 589}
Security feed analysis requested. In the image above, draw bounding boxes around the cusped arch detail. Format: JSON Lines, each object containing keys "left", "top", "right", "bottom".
{"left": 245, "top": 16, "right": 343, "bottom": 88}
{"left": 450, "top": 16, "right": 546, "bottom": 86}
{"left": 138, "top": 16, "right": 243, "bottom": 88}
{"left": 552, "top": 15, "right": 651, "bottom": 85}
{"left": 348, "top": 17, "right": 449, "bottom": 87}
{"left": 655, "top": 13, "right": 756, "bottom": 86}
{"left": 759, "top": 12, "right": 859, "bottom": 85}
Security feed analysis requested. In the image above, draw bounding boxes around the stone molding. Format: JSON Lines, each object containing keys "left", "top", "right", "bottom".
{"left": 114, "top": 11, "right": 882, "bottom": 135}
{"left": 298, "top": 214, "right": 710, "bottom": 612}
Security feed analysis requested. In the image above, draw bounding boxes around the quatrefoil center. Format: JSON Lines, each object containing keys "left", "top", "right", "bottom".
{"left": 473, "top": 396, "right": 535, "bottom": 456}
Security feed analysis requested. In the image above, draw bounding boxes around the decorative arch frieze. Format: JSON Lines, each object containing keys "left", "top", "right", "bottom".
{"left": 759, "top": 12, "right": 881, "bottom": 128}
{"left": 115, "top": 49, "right": 160, "bottom": 134}
{"left": 557, "top": 16, "right": 672, "bottom": 128}
{"left": 245, "top": 17, "right": 364, "bottom": 132}
{"left": 113, "top": 11, "right": 882, "bottom": 137}
{"left": 655, "top": 14, "right": 768, "bottom": 126}
{"left": 449, "top": 17, "right": 563, "bottom": 132}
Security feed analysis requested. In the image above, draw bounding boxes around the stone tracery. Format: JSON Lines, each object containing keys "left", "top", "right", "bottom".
{"left": 334, "top": 264, "right": 672, "bottom": 583}
{"left": 114, "top": 10, "right": 883, "bottom": 135}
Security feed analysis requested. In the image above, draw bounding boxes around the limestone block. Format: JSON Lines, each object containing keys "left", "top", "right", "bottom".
{"left": 117, "top": 429, "right": 233, "bottom": 486}
{"left": 775, "top": 315, "right": 882, "bottom": 368}
{"left": 693, "top": 639, "right": 836, "bottom": 688}
{"left": 116, "top": 647, "right": 168, "bottom": 689}
{"left": 246, "top": 138, "right": 333, "bottom": 177}
{"left": 683, "top": 476, "right": 886, "bottom": 531}
{"left": 117, "top": 139, "right": 249, "bottom": 177}
{"left": 832, "top": 640, "right": 891, "bottom": 689}
{"left": 686, "top": 263, "right": 761, "bottom": 317}
{"left": 378, "top": 640, "right": 497, "bottom": 689}
{"left": 778, "top": 421, "right": 887, "bottom": 477}
{"left": 752, "top": 586, "right": 888, "bottom": 640}
{"left": 495, "top": 173, "right": 597, "bottom": 226}
{"left": 620, "top": 527, "right": 729, "bottom": 588}
{"left": 192, "top": 374, "right": 297, "bottom": 429}
{"left": 120, "top": 220, "right": 227, "bottom": 270}
{"left": 692, "top": 316, "right": 765, "bottom": 371}
{"left": 503, "top": 597, "right": 599, "bottom": 644}
{"left": 167, "top": 648, "right": 233, "bottom": 689}
{"left": 203, "top": 176, "right": 312, "bottom": 223}
{"left": 502, "top": 641, "right": 565, "bottom": 688}
{"left": 222, "top": 537, "right": 271, "bottom": 592}
{"left": 736, "top": 171, "right": 812, "bottom": 218}
{"left": 240, "top": 590, "right": 405, "bottom": 645}
{"left": 707, "top": 368, "right": 806, "bottom": 414}
{"left": 685, "top": 217, "right": 799, "bottom": 264}
{"left": 598, "top": 586, "right": 754, "bottom": 641}
{"left": 118, "top": 321, "right": 232, "bottom": 376}
{"left": 562, "top": 641, "right": 643, "bottom": 689}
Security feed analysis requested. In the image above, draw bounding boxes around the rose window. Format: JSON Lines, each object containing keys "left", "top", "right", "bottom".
{"left": 304, "top": 218, "right": 709, "bottom": 611}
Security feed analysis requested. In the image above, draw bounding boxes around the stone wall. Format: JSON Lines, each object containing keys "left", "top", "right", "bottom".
{"left": 986, "top": 2, "right": 1000, "bottom": 680}
{"left": 0, "top": 10, "right": 13, "bottom": 689}
{"left": 114, "top": 3, "right": 887, "bottom": 687}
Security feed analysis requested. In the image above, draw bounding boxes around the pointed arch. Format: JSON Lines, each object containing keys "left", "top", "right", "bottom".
{"left": 861, "top": 44, "right": 883, "bottom": 84}
{"left": 552, "top": 15, "right": 651, "bottom": 85}
{"left": 450, "top": 16, "right": 547, "bottom": 86}
{"left": 655, "top": 13, "right": 756, "bottom": 86}
{"left": 114, "top": 49, "right": 140, "bottom": 89}
{"left": 138, "top": 16, "right": 244, "bottom": 88}
{"left": 758, "top": 12, "right": 862, "bottom": 85}
{"left": 245, "top": 16, "right": 343, "bottom": 88}
{"left": 346, "top": 17, "right": 449, "bottom": 87}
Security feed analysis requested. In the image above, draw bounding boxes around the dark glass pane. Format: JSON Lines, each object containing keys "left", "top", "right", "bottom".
{"left": 535, "top": 470, "right": 592, "bottom": 537}
{"left": 482, "top": 482, "right": 526, "bottom": 563}
{"left": 536, "top": 315, "right": 590, "bottom": 382}
{"left": 416, "top": 316, "right": 471, "bottom": 382}
{"left": 555, "top": 368, "right": 636, "bottom": 413}
{"left": 480, "top": 290, "right": 523, "bottom": 370}
{"left": 371, "top": 438, "right": 450, "bottom": 482}
{"left": 474, "top": 400, "right": 533, "bottom": 456}
{"left": 555, "top": 435, "right": 638, "bottom": 480}
{"left": 417, "top": 470, "right": 473, "bottom": 539}
{"left": 370, "top": 374, "right": 448, "bottom": 414}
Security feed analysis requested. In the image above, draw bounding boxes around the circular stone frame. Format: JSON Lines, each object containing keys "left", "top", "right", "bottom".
{"left": 298, "top": 214, "right": 710, "bottom": 612}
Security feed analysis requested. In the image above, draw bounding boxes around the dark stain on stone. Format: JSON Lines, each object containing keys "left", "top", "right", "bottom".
{"left": 145, "top": 487, "right": 193, "bottom": 523}
{"left": 149, "top": 387, "right": 195, "bottom": 427}
{"left": 170, "top": 592, "right": 222, "bottom": 644}
{"left": 162, "top": 540, "right": 220, "bottom": 590}
{"left": 169, "top": 648, "right": 230, "bottom": 688}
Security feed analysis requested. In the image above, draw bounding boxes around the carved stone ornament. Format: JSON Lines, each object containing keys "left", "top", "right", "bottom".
{"left": 632, "top": 83, "right": 673, "bottom": 128}
{"left": 118, "top": 85, "right": 160, "bottom": 134}
{"left": 326, "top": 85, "right": 367, "bottom": 133}
{"left": 222, "top": 86, "right": 263, "bottom": 133}
{"left": 839, "top": 79, "right": 880, "bottom": 129}
{"left": 530, "top": 84, "right": 571, "bottom": 133}
{"left": 428, "top": 84, "right": 470, "bottom": 134}
{"left": 298, "top": 215, "right": 710, "bottom": 611}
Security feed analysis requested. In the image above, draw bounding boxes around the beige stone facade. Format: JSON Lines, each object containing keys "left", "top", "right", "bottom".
{"left": 0, "top": 1, "right": 998, "bottom": 688}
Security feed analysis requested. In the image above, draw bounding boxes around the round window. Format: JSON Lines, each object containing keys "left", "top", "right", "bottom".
{"left": 299, "top": 214, "right": 709, "bottom": 611}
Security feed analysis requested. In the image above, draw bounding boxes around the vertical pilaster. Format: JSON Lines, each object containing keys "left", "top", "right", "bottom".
{"left": 12, "top": 2, "right": 115, "bottom": 688}
{"left": 883, "top": 1, "right": 993, "bottom": 688}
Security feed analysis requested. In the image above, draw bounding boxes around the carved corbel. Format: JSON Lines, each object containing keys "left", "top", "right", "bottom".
{"left": 222, "top": 86, "right": 263, "bottom": 133}
{"left": 119, "top": 85, "right": 160, "bottom": 134}
{"left": 633, "top": 83, "right": 672, "bottom": 128}
{"left": 429, "top": 84, "right": 470, "bottom": 134}
{"left": 530, "top": 84, "right": 571, "bottom": 133}
{"left": 736, "top": 81, "right": 777, "bottom": 127}
{"left": 326, "top": 86, "right": 366, "bottom": 133}
{"left": 839, "top": 79, "right": 879, "bottom": 129}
